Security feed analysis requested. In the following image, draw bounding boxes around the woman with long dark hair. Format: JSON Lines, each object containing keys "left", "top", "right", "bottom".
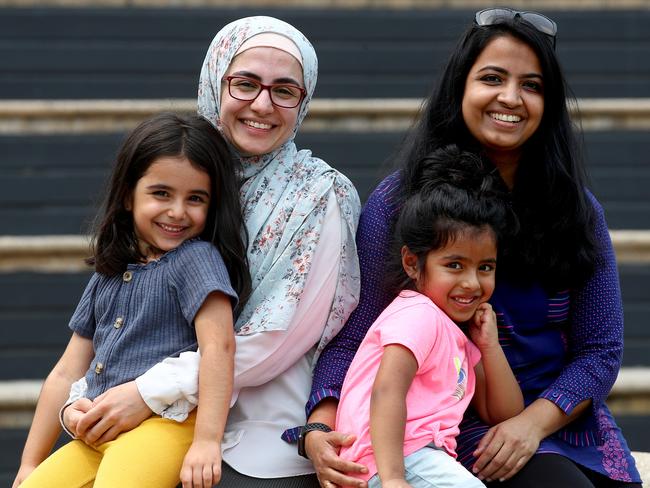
{"left": 303, "top": 8, "right": 641, "bottom": 488}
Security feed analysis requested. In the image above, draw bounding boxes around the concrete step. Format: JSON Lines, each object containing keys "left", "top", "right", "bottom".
{"left": 1, "top": 367, "right": 648, "bottom": 425}
{"left": 2, "top": 233, "right": 649, "bottom": 273}
{"left": 634, "top": 451, "right": 650, "bottom": 483}
{"left": 1, "top": 98, "right": 650, "bottom": 135}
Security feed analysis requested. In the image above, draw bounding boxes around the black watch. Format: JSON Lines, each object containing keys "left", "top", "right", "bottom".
{"left": 297, "top": 422, "right": 332, "bottom": 458}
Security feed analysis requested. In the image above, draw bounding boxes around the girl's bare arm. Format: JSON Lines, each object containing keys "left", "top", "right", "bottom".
{"left": 469, "top": 304, "right": 524, "bottom": 424}
{"left": 370, "top": 344, "right": 418, "bottom": 486}
{"left": 180, "top": 291, "right": 235, "bottom": 487}
{"left": 14, "top": 333, "right": 94, "bottom": 487}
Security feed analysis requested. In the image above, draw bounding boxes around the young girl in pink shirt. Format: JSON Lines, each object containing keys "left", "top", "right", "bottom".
{"left": 336, "top": 146, "right": 524, "bottom": 488}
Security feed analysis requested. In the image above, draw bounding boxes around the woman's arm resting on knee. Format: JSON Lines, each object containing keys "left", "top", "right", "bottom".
{"left": 473, "top": 200, "right": 621, "bottom": 483}
{"left": 472, "top": 397, "right": 590, "bottom": 482}
{"left": 14, "top": 333, "right": 94, "bottom": 488}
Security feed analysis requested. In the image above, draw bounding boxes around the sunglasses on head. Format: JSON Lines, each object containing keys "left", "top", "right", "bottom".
{"left": 474, "top": 7, "right": 557, "bottom": 48}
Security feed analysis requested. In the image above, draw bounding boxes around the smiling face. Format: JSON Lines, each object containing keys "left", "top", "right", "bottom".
{"left": 219, "top": 46, "right": 304, "bottom": 156}
{"left": 462, "top": 34, "right": 544, "bottom": 178}
{"left": 403, "top": 226, "right": 497, "bottom": 323}
{"left": 129, "top": 156, "right": 211, "bottom": 261}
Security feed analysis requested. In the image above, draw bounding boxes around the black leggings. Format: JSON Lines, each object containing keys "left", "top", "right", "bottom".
{"left": 216, "top": 463, "right": 320, "bottom": 488}
{"left": 484, "top": 453, "right": 642, "bottom": 488}
{"left": 176, "top": 462, "right": 320, "bottom": 488}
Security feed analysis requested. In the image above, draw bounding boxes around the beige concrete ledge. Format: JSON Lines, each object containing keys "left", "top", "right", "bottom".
{"left": 2, "top": 98, "right": 650, "bottom": 134}
{"left": 0, "top": 381, "right": 42, "bottom": 428}
{"left": 635, "top": 451, "right": 650, "bottom": 483}
{"left": 0, "top": 235, "right": 92, "bottom": 272}
{"left": 0, "top": 367, "right": 647, "bottom": 425}
{"left": 609, "top": 368, "right": 650, "bottom": 415}
{"left": 0, "top": 368, "right": 647, "bottom": 402}
{"left": 614, "top": 231, "right": 650, "bottom": 264}
{"left": 0, "top": 381, "right": 42, "bottom": 410}
{"left": 1, "top": 232, "right": 649, "bottom": 273}
{"left": 1, "top": 0, "right": 649, "bottom": 8}
{"left": 0, "top": 99, "right": 196, "bottom": 135}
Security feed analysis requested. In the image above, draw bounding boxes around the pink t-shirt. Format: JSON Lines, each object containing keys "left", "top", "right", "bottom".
{"left": 336, "top": 290, "right": 481, "bottom": 482}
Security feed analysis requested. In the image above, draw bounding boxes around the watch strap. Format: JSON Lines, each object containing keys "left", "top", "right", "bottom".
{"left": 297, "top": 422, "right": 332, "bottom": 458}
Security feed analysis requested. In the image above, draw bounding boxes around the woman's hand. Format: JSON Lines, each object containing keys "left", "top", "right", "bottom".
{"left": 305, "top": 430, "right": 368, "bottom": 487}
{"left": 180, "top": 439, "right": 222, "bottom": 488}
{"left": 471, "top": 413, "right": 543, "bottom": 482}
{"left": 472, "top": 397, "right": 591, "bottom": 482}
{"left": 74, "top": 381, "right": 152, "bottom": 446}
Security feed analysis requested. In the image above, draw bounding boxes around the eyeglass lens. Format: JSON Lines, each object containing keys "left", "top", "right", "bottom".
{"left": 228, "top": 77, "right": 303, "bottom": 108}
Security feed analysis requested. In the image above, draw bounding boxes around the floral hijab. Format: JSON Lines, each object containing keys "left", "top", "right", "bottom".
{"left": 198, "top": 16, "right": 360, "bottom": 363}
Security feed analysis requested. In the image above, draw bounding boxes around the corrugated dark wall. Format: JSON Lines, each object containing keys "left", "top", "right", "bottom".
{"left": 1, "top": 8, "right": 649, "bottom": 99}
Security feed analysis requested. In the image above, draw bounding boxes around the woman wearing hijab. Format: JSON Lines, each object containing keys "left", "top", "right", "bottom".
{"left": 57, "top": 16, "right": 360, "bottom": 487}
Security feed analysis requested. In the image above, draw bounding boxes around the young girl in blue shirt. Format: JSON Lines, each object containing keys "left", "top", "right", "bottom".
{"left": 14, "top": 112, "right": 251, "bottom": 488}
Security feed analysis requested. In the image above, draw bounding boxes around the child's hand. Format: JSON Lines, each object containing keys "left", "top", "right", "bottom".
{"left": 62, "top": 397, "right": 94, "bottom": 438}
{"left": 382, "top": 479, "right": 413, "bottom": 488}
{"left": 468, "top": 302, "right": 499, "bottom": 350}
{"left": 180, "top": 439, "right": 222, "bottom": 487}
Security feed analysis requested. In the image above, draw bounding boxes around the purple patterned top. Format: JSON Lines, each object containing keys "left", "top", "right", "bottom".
{"left": 309, "top": 171, "right": 641, "bottom": 483}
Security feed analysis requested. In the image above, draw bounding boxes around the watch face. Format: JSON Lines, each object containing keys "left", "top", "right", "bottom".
{"left": 298, "top": 430, "right": 308, "bottom": 457}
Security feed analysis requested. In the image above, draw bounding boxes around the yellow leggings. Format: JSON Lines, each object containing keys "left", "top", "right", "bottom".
{"left": 20, "top": 411, "right": 196, "bottom": 488}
